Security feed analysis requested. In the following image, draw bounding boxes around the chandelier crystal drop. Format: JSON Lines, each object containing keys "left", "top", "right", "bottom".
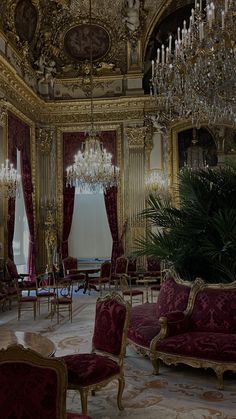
{"left": 151, "top": 0, "right": 236, "bottom": 126}
{"left": 0, "top": 159, "right": 20, "bottom": 198}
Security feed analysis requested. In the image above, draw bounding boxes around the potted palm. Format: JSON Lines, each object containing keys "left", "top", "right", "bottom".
{"left": 135, "top": 162, "right": 236, "bottom": 283}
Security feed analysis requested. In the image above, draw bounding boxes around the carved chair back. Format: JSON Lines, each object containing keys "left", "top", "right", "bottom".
{"left": 0, "top": 344, "right": 67, "bottom": 418}
{"left": 62, "top": 256, "right": 77, "bottom": 275}
{"left": 92, "top": 292, "right": 131, "bottom": 362}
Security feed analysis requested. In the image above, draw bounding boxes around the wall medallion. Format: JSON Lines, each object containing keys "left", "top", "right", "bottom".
{"left": 14, "top": 0, "right": 38, "bottom": 42}
{"left": 64, "top": 24, "right": 110, "bottom": 61}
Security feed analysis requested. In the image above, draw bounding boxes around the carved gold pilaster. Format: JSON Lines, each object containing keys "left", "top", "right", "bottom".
{"left": 126, "top": 126, "right": 146, "bottom": 256}
{"left": 36, "top": 126, "right": 57, "bottom": 272}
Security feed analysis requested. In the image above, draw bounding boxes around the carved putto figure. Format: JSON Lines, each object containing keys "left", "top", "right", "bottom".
{"left": 35, "top": 53, "right": 56, "bottom": 87}
{"left": 123, "top": 0, "right": 140, "bottom": 32}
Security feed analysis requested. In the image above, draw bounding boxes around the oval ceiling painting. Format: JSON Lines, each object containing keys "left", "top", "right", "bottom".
{"left": 64, "top": 24, "right": 110, "bottom": 61}
{"left": 14, "top": 0, "right": 38, "bottom": 42}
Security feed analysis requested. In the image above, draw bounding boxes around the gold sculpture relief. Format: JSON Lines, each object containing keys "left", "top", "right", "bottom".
{"left": 45, "top": 208, "right": 58, "bottom": 272}
{"left": 37, "top": 127, "right": 53, "bottom": 154}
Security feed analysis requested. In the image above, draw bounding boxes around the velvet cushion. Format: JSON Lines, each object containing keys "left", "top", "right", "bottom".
{"left": 51, "top": 297, "right": 72, "bottom": 305}
{"left": 115, "top": 257, "right": 127, "bottom": 274}
{"left": 93, "top": 298, "right": 127, "bottom": 356}
{"left": 156, "top": 332, "right": 236, "bottom": 362}
{"left": 123, "top": 290, "right": 143, "bottom": 296}
{"left": 128, "top": 303, "right": 160, "bottom": 347}
{"left": 147, "top": 256, "right": 161, "bottom": 272}
{"left": 0, "top": 363, "right": 60, "bottom": 418}
{"left": 20, "top": 296, "right": 37, "bottom": 302}
{"left": 67, "top": 414, "right": 92, "bottom": 419}
{"left": 63, "top": 353, "right": 120, "bottom": 386}
{"left": 156, "top": 277, "right": 190, "bottom": 318}
{"left": 20, "top": 280, "right": 36, "bottom": 288}
{"left": 190, "top": 288, "right": 236, "bottom": 333}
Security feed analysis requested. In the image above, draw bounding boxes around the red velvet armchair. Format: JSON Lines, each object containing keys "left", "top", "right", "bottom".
{"left": 0, "top": 344, "right": 90, "bottom": 419}
{"left": 62, "top": 292, "right": 131, "bottom": 415}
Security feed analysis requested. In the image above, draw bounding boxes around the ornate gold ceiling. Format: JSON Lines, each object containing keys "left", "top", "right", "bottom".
{"left": 0, "top": 0, "right": 194, "bottom": 108}
{"left": 0, "top": 0, "right": 152, "bottom": 79}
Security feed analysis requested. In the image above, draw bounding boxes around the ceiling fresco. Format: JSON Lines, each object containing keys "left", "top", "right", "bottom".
{"left": 0, "top": 0, "right": 195, "bottom": 100}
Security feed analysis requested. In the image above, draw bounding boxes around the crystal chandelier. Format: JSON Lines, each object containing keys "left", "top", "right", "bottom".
{"left": 0, "top": 159, "right": 20, "bottom": 198}
{"left": 145, "top": 169, "right": 169, "bottom": 198}
{"left": 66, "top": 0, "right": 119, "bottom": 193}
{"left": 151, "top": 0, "right": 236, "bottom": 126}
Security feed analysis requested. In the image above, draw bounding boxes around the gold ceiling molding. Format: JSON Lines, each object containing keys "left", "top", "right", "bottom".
{"left": 0, "top": 56, "right": 43, "bottom": 120}
{"left": 0, "top": 49, "right": 158, "bottom": 124}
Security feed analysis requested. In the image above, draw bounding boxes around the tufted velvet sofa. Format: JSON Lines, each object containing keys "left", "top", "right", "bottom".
{"left": 151, "top": 280, "right": 236, "bottom": 389}
{"left": 127, "top": 275, "right": 200, "bottom": 368}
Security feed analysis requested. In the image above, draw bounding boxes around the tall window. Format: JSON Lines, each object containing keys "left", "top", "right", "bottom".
{"left": 13, "top": 150, "right": 29, "bottom": 272}
{"left": 69, "top": 190, "right": 112, "bottom": 260}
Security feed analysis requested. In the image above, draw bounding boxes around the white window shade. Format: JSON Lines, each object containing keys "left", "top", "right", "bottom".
{"left": 69, "top": 191, "right": 112, "bottom": 259}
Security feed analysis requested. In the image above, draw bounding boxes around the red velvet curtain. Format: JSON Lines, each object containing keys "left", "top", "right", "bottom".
{"left": 62, "top": 131, "right": 118, "bottom": 265}
{"left": 104, "top": 186, "right": 123, "bottom": 272}
{"left": 62, "top": 133, "right": 84, "bottom": 259}
{"left": 8, "top": 112, "right": 36, "bottom": 278}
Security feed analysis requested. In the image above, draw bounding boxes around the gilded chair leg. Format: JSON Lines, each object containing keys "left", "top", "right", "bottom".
{"left": 57, "top": 306, "right": 59, "bottom": 324}
{"left": 80, "top": 389, "right": 88, "bottom": 415}
{"left": 215, "top": 368, "right": 224, "bottom": 390}
{"left": 117, "top": 376, "right": 125, "bottom": 410}
{"left": 151, "top": 356, "right": 160, "bottom": 375}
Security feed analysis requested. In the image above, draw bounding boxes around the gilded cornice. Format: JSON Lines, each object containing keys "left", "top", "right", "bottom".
{"left": 0, "top": 55, "right": 43, "bottom": 120}
{"left": 0, "top": 51, "right": 158, "bottom": 124}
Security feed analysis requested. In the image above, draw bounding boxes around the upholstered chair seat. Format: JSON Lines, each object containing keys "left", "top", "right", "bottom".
{"left": 64, "top": 353, "right": 120, "bottom": 386}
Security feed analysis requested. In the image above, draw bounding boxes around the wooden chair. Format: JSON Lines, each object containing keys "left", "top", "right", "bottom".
{"left": 36, "top": 273, "right": 56, "bottom": 314}
{"left": 62, "top": 292, "right": 131, "bottom": 415}
{"left": 5, "top": 258, "right": 36, "bottom": 296}
{"left": 120, "top": 274, "right": 144, "bottom": 305}
{"left": 51, "top": 279, "right": 73, "bottom": 323}
{"left": 111, "top": 256, "right": 128, "bottom": 290}
{"left": 14, "top": 279, "right": 37, "bottom": 320}
{"left": 146, "top": 256, "right": 161, "bottom": 279}
{"left": 127, "top": 257, "right": 138, "bottom": 283}
{"left": 0, "top": 344, "right": 90, "bottom": 419}
{"left": 62, "top": 256, "right": 86, "bottom": 288}
{"left": 88, "top": 261, "right": 111, "bottom": 295}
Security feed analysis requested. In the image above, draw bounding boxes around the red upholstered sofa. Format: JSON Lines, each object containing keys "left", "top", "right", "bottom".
{"left": 151, "top": 280, "right": 236, "bottom": 389}
{"left": 127, "top": 275, "right": 200, "bottom": 366}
